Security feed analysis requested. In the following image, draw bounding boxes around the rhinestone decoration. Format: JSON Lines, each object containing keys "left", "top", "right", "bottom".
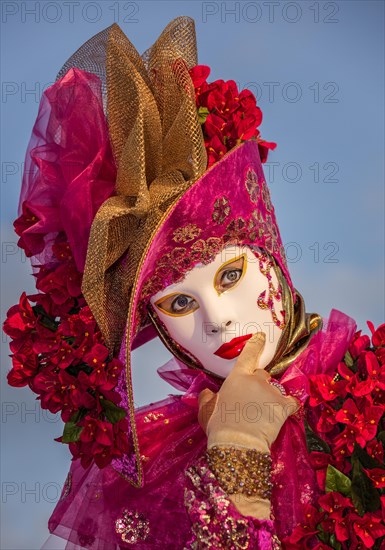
{"left": 115, "top": 510, "right": 150, "bottom": 544}
{"left": 206, "top": 446, "right": 273, "bottom": 499}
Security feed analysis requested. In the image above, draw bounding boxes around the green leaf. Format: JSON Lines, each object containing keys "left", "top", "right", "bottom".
{"left": 352, "top": 442, "right": 383, "bottom": 469}
{"left": 198, "top": 106, "right": 209, "bottom": 124}
{"left": 344, "top": 350, "right": 354, "bottom": 368}
{"left": 304, "top": 419, "right": 331, "bottom": 454}
{"left": 329, "top": 534, "right": 342, "bottom": 550}
{"left": 351, "top": 456, "right": 381, "bottom": 515}
{"left": 101, "top": 399, "right": 126, "bottom": 423}
{"left": 377, "top": 431, "right": 385, "bottom": 445}
{"left": 61, "top": 421, "right": 83, "bottom": 443}
{"left": 325, "top": 464, "right": 352, "bottom": 496}
{"left": 69, "top": 408, "right": 87, "bottom": 424}
{"left": 66, "top": 362, "right": 93, "bottom": 377}
{"left": 316, "top": 524, "right": 328, "bottom": 543}
{"left": 33, "top": 304, "right": 59, "bottom": 331}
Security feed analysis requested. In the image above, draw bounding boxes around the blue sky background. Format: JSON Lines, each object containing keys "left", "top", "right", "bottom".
{"left": 1, "top": 1, "right": 384, "bottom": 548}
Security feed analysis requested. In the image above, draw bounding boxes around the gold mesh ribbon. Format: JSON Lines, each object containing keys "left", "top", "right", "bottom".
{"left": 81, "top": 17, "right": 207, "bottom": 357}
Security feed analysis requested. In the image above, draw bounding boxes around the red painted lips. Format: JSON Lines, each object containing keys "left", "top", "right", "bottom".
{"left": 213, "top": 333, "right": 253, "bottom": 360}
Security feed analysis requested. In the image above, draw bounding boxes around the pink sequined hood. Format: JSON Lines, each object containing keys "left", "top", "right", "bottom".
{"left": 131, "top": 139, "right": 293, "bottom": 347}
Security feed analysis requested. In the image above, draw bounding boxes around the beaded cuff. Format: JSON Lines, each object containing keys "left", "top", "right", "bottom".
{"left": 206, "top": 446, "right": 272, "bottom": 499}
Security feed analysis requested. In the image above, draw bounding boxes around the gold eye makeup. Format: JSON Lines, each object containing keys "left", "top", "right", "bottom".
{"left": 154, "top": 293, "right": 199, "bottom": 317}
{"left": 213, "top": 254, "right": 247, "bottom": 294}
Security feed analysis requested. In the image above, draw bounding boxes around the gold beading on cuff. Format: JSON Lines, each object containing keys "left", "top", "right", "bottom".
{"left": 206, "top": 446, "right": 273, "bottom": 499}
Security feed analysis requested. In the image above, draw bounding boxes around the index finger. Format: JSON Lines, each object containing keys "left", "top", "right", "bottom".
{"left": 232, "top": 332, "right": 266, "bottom": 375}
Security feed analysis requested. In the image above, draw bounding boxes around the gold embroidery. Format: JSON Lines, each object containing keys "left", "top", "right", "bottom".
{"left": 244, "top": 168, "right": 260, "bottom": 203}
{"left": 261, "top": 181, "right": 273, "bottom": 212}
{"left": 212, "top": 196, "right": 231, "bottom": 224}
{"left": 224, "top": 218, "right": 249, "bottom": 243}
{"left": 190, "top": 237, "right": 224, "bottom": 264}
{"left": 184, "top": 463, "right": 251, "bottom": 549}
{"left": 173, "top": 224, "right": 202, "bottom": 243}
{"left": 206, "top": 446, "right": 272, "bottom": 499}
{"left": 143, "top": 412, "right": 164, "bottom": 423}
{"left": 115, "top": 510, "right": 150, "bottom": 544}
{"left": 247, "top": 217, "right": 258, "bottom": 242}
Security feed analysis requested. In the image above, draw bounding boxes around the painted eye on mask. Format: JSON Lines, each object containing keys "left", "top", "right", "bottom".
{"left": 154, "top": 293, "right": 199, "bottom": 317}
{"left": 214, "top": 254, "right": 247, "bottom": 294}
{"left": 220, "top": 268, "right": 242, "bottom": 287}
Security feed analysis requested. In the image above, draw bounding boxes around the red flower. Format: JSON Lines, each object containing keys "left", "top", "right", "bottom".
{"left": 206, "top": 135, "right": 227, "bottom": 166}
{"left": 366, "top": 439, "right": 384, "bottom": 463}
{"left": 318, "top": 492, "right": 353, "bottom": 542}
{"left": 32, "top": 366, "right": 94, "bottom": 418}
{"left": 334, "top": 397, "right": 383, "bottom": 451}
{"left": 257, "top": 138, "right": 277, "bottom": 163}
{"left": 35, "top": 262, "right": 82, "bottom": 305}
{"left": 50, "top": 339, "right": 81, "bottom": 370}
{"left": 89, "top": 358, "right": 123, "bottom": 394}
{"left": 189, "top": 65, "right": 210, "bottom": 89}
{"left": 190, "top": 64, "right": 276, "bottom": 168}
{"left": 3, "top": 292, "right": 37, "bottom": 340}
{"left": 309, "top": 374, "right": 346, "bottom": 406}
{"left": 232, "top": 111, "right": 257, "bottom": 141}
{"left": 316, "top": 404, "right": 339, "bottom": 434}
{"left": 32, "top": 324, "right": 60, "bottom": 355}
{"left": 283, "top": 504, "right": 325, "bottom": 545}
{"left": 27, "top": 291, "right": 61, "bottom": 318}
{"left": 350, "top": 512, "right": 385, "bottom": 548}
{"left": 7, "top": 338, "right": 39, "bottom": 387}
{"left": 75, "top": 416, "right": 130, "bottom": 468}
{"left": 31, "top": 366, "right": 64, "bottom": 414}
{"left": 80, "top": 416, "right": 114, "bottom": 445}
{"left": 52, "top": 241, "right": 74, "bottom": 262}
{"left": 351, "top": 351, "right": 385, "bottom": 396}
{"left": 309, "top": 451, "right": 350, "bottom": 491}
{"left": 363, "top": 467, "right": 385, "bottom": 489}
{"left": 318, "top": 491, "right": 353, "bottom": 516}
{"left": 348, "top": 330, "right": 371, "bottom": 359}
{"left": 84, "top": 343, "right": 110, "bottom": 370}
{"left": 13, "top": 200, "right": 61, "bottom": 257}
{"left": 367, "top": 321, "right": 385, "bottom": 347}
{"left": 59, "top": 307, "right": 98, "bottom": 353}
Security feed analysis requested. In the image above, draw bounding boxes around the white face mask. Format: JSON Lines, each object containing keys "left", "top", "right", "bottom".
{"left": 150, "top": 245, "right": 286, "bottom": 378}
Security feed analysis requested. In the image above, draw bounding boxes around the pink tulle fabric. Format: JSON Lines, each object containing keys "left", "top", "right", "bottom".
{"left": 17, "top": 68, "right": 116, "bottom": 273}
{"left": 48, "top": 309, "right": 356, "bottom": 549}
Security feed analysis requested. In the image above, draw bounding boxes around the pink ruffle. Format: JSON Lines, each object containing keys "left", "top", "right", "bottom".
{"left": 17, "top": 68, "right": 116, "bottom": 273}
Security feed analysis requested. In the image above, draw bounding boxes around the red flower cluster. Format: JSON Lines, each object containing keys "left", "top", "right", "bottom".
{"left": 283, "top": 324, "right": 385, "bottom": 549}
{"left": 189, "top": 65, "right": 276, "bottom": 167}
{"left": 3, "top": 226, "right": 130, "bottom": 469}
{"left": 284, "top": 498, "right": 385, "bottom": 550}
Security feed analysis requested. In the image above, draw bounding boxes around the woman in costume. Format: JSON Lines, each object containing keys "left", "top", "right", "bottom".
{"left": 4, "top": 17, "right": 385, "bottom": 550}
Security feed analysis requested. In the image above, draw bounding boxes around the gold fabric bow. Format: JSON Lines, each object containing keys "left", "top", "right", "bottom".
{"left": 66, "top": 17, "right": 207, "bottom": 356}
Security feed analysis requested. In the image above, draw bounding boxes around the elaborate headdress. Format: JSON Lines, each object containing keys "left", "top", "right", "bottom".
{"left": 5, "top": 17, "right": 320, "bottom": 487}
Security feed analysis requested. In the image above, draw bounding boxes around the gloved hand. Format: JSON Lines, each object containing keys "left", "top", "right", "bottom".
{"left": 198, "top": 332, "right": 300, "bottom": 519}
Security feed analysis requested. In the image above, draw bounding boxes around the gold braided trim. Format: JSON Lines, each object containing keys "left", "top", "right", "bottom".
{"left": 206, "top": 446, "right": 273, "bottom": 499}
